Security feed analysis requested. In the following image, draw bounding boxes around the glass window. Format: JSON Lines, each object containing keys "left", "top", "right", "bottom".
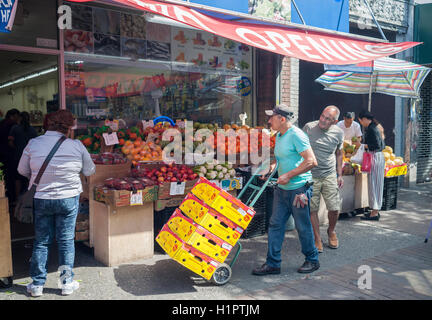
{"left": 0, "top": 0, "right": 58, "bottom": 49}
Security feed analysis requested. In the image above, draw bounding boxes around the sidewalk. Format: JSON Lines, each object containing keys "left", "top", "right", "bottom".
{"left": 1, "top": 183, "right": 431, "bottom": 300}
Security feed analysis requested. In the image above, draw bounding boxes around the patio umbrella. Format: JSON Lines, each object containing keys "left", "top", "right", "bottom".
{"left": 315, "top": 57, "right": 431, "bottom": 111}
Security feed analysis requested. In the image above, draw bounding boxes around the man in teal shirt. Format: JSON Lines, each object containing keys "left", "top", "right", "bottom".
{"left": 252, "top": 104, "right": 320, "bottom": 275}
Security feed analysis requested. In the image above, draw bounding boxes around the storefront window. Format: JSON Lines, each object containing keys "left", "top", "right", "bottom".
{"left": 64, "top": 3, "right": 253, "bottom": 127}
{"left": 0, "top": 0, "right": 58, "bottom": 49}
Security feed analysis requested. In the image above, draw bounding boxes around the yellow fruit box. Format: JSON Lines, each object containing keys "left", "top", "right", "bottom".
{"left": 190, "top": 177, "right": 255, "bottom": 230}
{"left": 385, "top": 163, "right": 408, "bottom": 177}
{"left": 179, "top": 193, "right": 244, "bottom": 246}
{"left": 166, "top": 209, "right": 233, "bottom": 263}
{"left": 155, "top": 225, "right": 219, "bottom": 280}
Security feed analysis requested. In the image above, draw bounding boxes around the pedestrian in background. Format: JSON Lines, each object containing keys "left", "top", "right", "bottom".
{"left": 357, "top": 110, "right": 386, "bottom": 221}
{"left": 303, "top": 105, "right": 344, "bottom": 253}
{"left": 337, "top": 112, "right": 362, "bottom": 146}
{"left": 8, "top": 111, "right": 38, "bottom": 201}
{"left": 252, "top": 104, "right": 320, "bottom": 276}
{"left": 18, "top": 109, "right": 95, "bottom": 297}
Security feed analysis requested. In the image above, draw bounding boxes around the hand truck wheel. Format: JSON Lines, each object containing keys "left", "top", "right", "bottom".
{"left": 211, "top": 263, "right": 232, "bottom": 285}
{"left": 0, "top": 277, "right": 13, "bottom": 289}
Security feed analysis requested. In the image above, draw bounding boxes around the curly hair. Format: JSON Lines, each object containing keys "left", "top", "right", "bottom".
{"left": 45, "top": 110, "right": 75, "bottom": 135}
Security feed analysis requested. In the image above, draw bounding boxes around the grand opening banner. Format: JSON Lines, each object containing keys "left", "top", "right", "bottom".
{"left": 69, "top": 0, "right": 420, "bottom": 65}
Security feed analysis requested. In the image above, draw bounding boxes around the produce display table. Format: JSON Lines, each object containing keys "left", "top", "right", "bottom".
{"left": 0, "top": 197, "right": 13, "bottom": 287}
{"left": 92, "top": 201, "right": 154, "bottom": 266}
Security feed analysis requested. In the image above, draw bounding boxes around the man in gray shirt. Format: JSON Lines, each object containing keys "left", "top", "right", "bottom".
{"left": 302, "top": 105, "right": 344, "bottom": 253}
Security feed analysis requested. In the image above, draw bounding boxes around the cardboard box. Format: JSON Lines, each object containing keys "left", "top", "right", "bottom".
{"left": 0, "top": 197, "right": 13, "bottom": 278}
{"left": 157, "top": 179, "right": 199, "bottom": 200}
{"left": 75, "top": 230, "right": 89, "bottom": 241}
{"left": 92, "top": 201, "right": 154, "bottom": 266}
{"left": 154, "top": 196, "right": 185, "bottom": 211}
{"left": 81, "top": 160, "right": 131, "bottom": 199}
{"left": 0, "top": 181, "right": 5, "bottom": 198}
{"left": 94, "top": 185, "right": 158, "bottom": 207}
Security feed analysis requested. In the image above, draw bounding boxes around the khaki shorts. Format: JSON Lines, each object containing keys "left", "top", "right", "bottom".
{"left": 310, "top": 174, "right": 341, "bottom": 212}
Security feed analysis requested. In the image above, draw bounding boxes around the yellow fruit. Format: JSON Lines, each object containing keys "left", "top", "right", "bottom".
{"left": 384, "top": 146, "right": 393, "bottom": 153}
{"left": 383, "top": 152, "right": 391, "bottom": 161}
{"left": 386, "top": 160, "right": 395, "bottom": 167}
{"left": 390, "top": 153, "right": 396, "bottom": 161}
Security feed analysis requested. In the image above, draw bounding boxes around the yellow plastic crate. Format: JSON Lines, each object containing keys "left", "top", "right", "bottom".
{"left": 166, "top": 209, "right": 197, "bottom": 242}
{"left": 187, "top": 226, "right": 233, "bottom": 263}
{"left": 180, "top": 194, "right": 244, "bottom": 246}
{"left": 173, "top": 243, "right": 219, "bottom": 280}
{"left": 190, "top": 178, "right": 220, "bottom": 205}
{"left": 155, "top": 225, "right": 183, "bottom": 258}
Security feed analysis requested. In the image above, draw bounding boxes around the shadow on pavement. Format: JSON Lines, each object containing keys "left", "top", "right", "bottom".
{"left": 113, "top": 258, "right": 201, "bottom": 296}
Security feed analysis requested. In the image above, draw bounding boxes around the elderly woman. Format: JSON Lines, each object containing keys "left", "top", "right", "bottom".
{"left": 18, "top": 110, "right": 95, "bottom": 297}
{"left": 357, "top": 110, "right": 386, "bottom": 221}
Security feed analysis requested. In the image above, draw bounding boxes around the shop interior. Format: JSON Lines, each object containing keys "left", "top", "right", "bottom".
{"left": 0, "top": 50, "right": 59, "bottom": 243}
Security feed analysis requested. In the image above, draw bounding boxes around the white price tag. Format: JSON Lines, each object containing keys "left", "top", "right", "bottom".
{"left": 237, "top": 208, "right": 247, "bottom": 217}
{"left": 235, "top": 227, "right": 244, "bottom": 233}
{"left": 130, "top": 190, "right": 143, "bottom": 206}
{"left": 222, "top": 243, "right": 233, "bottom": 250}
{"left": 170, "top": 182, "right": 186, "bottom": 195}
{"left": 103, "top": 132, "right": 119, "bottom": 146}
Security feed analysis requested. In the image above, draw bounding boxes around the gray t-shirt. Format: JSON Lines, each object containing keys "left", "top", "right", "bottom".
{"left": 302, "top": 120, "right": 344, "bottom": 178}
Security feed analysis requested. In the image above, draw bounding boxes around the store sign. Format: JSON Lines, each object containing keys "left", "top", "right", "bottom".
{"left": 0, "top": 0, "right": 18, "bottom": 33}
{"left": 69, "top": 0, "right": 420, "bottom": 65}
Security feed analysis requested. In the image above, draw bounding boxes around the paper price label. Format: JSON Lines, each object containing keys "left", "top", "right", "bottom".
{"left": 102, "top": 132, "right": 119, "bottom": 146}
{"left": 130, "top": 190, "right": 143, "bottom": 206}
{"left": 222, "top": 243, "right": 233, "bottom": 250}
{"left": 237, "top": 208, "right": 247, "bottom": 217}
{"left": 170, "top": 182, "right": 186, "bottom": 195}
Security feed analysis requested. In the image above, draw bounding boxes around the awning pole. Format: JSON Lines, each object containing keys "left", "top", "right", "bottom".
{"left": 362, "top": 0, "right": 388, "bottom": 41}
{"left": 292, "top": 0, "right": 306, "bottom": 25}
{"left": 368, "top": 73, "right": 373, "bottom": 112}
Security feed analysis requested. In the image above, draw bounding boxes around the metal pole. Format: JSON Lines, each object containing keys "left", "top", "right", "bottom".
{"left": 292, "top": 0, "right": 306, "bottom": 25}
{"left": 368, "top": 73, "right": 373, "bottom": 112}
{"left": 362, "top": 0, "right": 388, "bottom": 41}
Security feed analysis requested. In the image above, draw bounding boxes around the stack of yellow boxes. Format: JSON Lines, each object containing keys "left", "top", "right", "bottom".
{"left": 156, "top": 177, "right": 256, "bottom": 281}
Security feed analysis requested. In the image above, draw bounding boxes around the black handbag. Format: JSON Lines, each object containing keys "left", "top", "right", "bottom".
{"left": 14, "top": 136, "right": 67, "bottom": 224}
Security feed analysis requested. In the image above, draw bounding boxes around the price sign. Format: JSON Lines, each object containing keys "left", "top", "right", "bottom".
{"left": 102, "top": 132, "right": 119, "bottom": 146}
{"left": 385, "top": 164, "right": 408, "bottom": 177}
{"left": 170, "top": 182, "right": 186, "bottom": 195}
{"left": 130, "top": 190, "right": 143, "bottom": 206}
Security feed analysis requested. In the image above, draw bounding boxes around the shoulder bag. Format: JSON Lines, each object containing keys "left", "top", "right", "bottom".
{"left": 14, "top": 136, "right": 67, "bottom": 224}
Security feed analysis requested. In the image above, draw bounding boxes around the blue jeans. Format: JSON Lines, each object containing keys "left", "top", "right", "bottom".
{"left": 266, "top": 185, "right": 319, "bottom": 268}
{"left": 30, "top": 195, "right": 79, "bottom": 286}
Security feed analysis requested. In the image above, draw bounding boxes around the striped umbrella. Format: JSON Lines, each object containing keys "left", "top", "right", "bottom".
{"left": 315, "top": 57, "right": 431, "bottom": 110}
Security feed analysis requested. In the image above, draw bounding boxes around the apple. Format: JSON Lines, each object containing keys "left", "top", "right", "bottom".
{"left": 171, "top": 177, "right": 177, "bottom": 182}
{"left": 157, "top": 177, "right": 165, "bottom": 183}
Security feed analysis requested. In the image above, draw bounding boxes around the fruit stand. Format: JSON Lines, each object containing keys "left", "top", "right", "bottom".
{"left": 75, "top": 118, "right": 275, "bottom": 266}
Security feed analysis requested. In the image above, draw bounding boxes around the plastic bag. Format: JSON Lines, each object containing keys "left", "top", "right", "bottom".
{"left": 351, "top": 144, "right": 364, "bottom": 164}
{"left": 362, "top": 151, "right": 373, "bottom": 173}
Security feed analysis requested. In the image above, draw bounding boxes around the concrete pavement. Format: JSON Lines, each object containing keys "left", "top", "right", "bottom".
{"left": 1, "top": 183, "right": 431, "bottom": 300}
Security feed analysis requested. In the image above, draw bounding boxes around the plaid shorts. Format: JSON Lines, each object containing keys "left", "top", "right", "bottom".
{"left": 310, "top": 174, "right": 341, "bottom": 212}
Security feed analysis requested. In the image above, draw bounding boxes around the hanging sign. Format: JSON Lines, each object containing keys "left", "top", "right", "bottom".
{"left": 0, "top": 0, "right": 18, "bottom": 33}
{"left": 69, "top": 0, "right": 420, "bottom": 65}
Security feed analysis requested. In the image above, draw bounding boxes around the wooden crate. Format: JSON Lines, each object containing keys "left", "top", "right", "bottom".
{"left": 92, "top": 200, "right": 154, "bottom": 266}
{"left": 0, "top": 197, "right": 13, "bottom": 278}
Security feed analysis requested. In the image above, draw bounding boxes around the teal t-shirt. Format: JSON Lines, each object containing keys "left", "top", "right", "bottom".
{"left": 274, "top": 126, "right": 313, "bottom": 190}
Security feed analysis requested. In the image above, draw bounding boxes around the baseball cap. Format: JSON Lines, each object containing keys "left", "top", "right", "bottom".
{"left": 265, "top": 104, "right": 294, "bottom": 118}
{"left": 344, "top": 112, "right": 355, "bottom": 119}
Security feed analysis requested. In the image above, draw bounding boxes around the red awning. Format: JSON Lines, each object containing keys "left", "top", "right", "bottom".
{"left": 69, "top": 0, "right": 420, "bottom": 65}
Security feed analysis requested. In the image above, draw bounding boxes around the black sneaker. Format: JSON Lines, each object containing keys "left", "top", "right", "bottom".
{"left": 252, "top": 263, "right": 281, "bottom": 276}
{"left": 297, "top": 261, "right": 320, "bottom": 274}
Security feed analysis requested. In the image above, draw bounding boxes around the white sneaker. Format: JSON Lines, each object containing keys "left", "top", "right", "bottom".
{"left": 26, "top": 283, "right": 43, "bottom": 297}
{"left": 61, "top": 280, "right": 79, "bottom": 296}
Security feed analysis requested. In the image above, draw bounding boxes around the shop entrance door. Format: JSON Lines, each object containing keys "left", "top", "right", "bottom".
{"left": 0, "top": 50, "right": 59, "bottom": 242}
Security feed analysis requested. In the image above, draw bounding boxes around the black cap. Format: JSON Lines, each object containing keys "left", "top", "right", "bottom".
{"left": 265, "top": 104, "right": 294, "bottom": 118}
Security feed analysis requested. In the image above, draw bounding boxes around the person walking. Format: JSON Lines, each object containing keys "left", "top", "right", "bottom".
{"left": 252, "top": 104, "right": 320, "bottom": 276}
{"left": 303, "top": 106, "right": 344, "bottom": 253}
{"left": 357, "top": 110, "right": 386, "bottom": 221}
{"left": 18, "top": 110, "right": 95, "bottom": 297}
{"left": 8, "top": 111, "right": 38, "bottom": 201}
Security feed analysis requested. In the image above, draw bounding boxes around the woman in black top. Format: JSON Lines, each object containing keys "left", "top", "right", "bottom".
{"left": 358, "top": 110, "right": 386, "bottom": 221}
